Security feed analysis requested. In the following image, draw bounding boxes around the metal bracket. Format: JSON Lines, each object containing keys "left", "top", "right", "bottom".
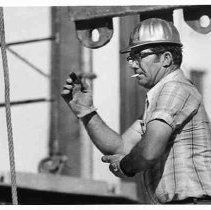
{"left": 38, "top": 155, "right": 68, "bottom": 174}
{"left": 183, "top": 6, "right": 211, "bottom": 34}
{"left": 75, "top": 17, "right": 113, "bottom": 49}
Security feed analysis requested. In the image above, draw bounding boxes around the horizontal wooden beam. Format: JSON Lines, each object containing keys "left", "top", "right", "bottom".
{"left": 0, "top": 98, "right": 53, "bottom": 108}
{"left": 0, "top": 171, "right": 109, "bottom": 196}
{"left": 68, "top": 5, "right": 194, "bottom": 21}
{"left": 0, "top": 171, "right": 138, "bottom": 204}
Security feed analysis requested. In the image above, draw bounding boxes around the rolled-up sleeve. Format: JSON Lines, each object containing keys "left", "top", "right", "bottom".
{"left": 146, "top": 81, "right": 201, "bottom": 131}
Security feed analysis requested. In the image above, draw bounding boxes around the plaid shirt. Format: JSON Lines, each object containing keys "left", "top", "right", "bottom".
{"left": 140, "top": 69, "right": 211, "bottom": 203}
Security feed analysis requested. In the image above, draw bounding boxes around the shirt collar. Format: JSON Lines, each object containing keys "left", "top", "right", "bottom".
{"left": 147, "top": 69, "right": 183, "bottom": 102}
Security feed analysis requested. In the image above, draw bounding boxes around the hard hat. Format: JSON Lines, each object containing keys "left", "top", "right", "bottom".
{"left": 120, "top": 18, "right": 182, "bottom": 54}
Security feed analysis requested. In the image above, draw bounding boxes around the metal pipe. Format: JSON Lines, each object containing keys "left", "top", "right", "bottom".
{"left": 0, "top": 98, "right": 54, "bottom": 107}
{"left": 7, "top": 47, "right": 51, "bottom": 79}
{"left": 0, "top": 36, "right": 56, "bottom": 47}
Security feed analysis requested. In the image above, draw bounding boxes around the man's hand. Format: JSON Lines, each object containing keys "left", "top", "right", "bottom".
{"left": 61, "top": 72, "right": 97, "bottom": 118}
{"left": 101, "top": 154, "right": 128, "bottom": 178}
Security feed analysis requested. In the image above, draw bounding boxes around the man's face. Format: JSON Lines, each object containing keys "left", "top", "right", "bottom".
{"left": 127, "top": 48, "right": 164, "bottom": 89}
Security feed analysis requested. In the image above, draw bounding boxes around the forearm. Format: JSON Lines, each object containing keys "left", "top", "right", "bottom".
{"left": 62, "top": 75, "right": 124, "bottom": 155}
{"left": 120, "top": 139, "right": 156, "bottom": 176}
{"left": 82, "top": 111, "right": 124, "bottom": 155}
{"left": 119, "top": 120, "right": 172, "bottom": 176}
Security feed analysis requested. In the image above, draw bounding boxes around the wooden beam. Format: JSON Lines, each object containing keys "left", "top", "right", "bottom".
{"left": 49, "top": 7, "right": 82, "bottom": 176}
{"left": 0, "top": 171, "right": 139, "bottom": 204}
{"left": 68, "top": 5, "right": 189, "bottom": 21}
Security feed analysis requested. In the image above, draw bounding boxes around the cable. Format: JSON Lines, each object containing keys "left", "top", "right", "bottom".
{"left": 0, "top": 7, "right": 18, "bottom": 205}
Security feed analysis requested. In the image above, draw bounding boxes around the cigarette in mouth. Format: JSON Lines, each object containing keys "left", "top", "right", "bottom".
{"left": 131, "top": 74, "right": 139, "bottom": 78}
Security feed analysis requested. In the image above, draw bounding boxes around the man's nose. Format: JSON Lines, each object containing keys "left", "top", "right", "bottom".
{"left": 128, "top": 60, "right": 139, "bottom": 69}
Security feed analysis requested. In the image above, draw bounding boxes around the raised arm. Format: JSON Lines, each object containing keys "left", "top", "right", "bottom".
{"left": 61, "top": 73, "right": 141, "bottom": 155}
{"left": 81, "top": 111, "right": 123, "bottom": 155}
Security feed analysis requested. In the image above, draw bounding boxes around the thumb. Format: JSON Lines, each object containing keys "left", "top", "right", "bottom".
{"left": 82, "top": 79, "right": 91, "bottom": 92}
{"left": 101, "top": 155, "right": 117, "bottom": 163}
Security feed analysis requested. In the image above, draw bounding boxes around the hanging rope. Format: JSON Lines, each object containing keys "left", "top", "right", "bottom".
{"left": 0, "top": 7, "right": 18, "bottom": 205}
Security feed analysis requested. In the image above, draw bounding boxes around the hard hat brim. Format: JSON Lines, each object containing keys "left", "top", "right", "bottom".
{"left": 120, "top": 41, "right": 183, "bottom": 54}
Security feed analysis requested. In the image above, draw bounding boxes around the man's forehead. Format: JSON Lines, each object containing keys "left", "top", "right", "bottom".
{"left": 130, "top": 48, "right": 153, "bottom": 55}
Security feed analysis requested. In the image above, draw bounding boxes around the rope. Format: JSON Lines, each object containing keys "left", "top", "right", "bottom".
{"left": 0, "top": 7, "right": 18, "bottom": 205}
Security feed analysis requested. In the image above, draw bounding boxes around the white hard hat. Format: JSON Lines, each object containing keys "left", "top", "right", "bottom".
{"left": 120, "top": 18, "right": 182, "bottom": 54}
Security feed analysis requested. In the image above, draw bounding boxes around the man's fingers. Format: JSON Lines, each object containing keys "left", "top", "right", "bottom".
{"left": 61, "top": 83, "right": 73, "bottom": 100}
{"left": 61, "top": 84, "right": 73, "bottom": 96}
{"left": 61, "top": 89, "right": 70, "bottom": 95}
{"left": 66, "top": 72, "right": 91, "bottom": 93}
{"left": 61, "top": 82, "right": 82, "bottom": 101}
{"left": 109, "top": 163, "right": 118, "bottom": 172}
{"left": 82, "top": 79, "right": 91, "bottom": 92}
{"left": 72, "top": 84, "right": 82, "bottom": 95}
{"left": 101, "top": 155, "right": 110, "bottom": 163}
{"left": 66, "top": 78, "right": 73, "bottom": 84}
{"left": 101, "top": 155, "right": 117, "bottom": 163}
{"left": 69, "top": 72, "right": 78, "bottom": 82}
{"left": 63, "top": 84, "right": 73, "bottom": 90}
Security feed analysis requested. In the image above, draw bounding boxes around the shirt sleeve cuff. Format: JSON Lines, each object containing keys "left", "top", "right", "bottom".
{"left": 146, "top": 111, "right": 175, "bottom": 130}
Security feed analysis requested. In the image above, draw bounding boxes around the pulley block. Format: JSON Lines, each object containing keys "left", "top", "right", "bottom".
{"left": 75, "top": 17, "right": 113, "bottom": 49}
{"left": 183, "top": 6, "right": 211, "bottom": 34}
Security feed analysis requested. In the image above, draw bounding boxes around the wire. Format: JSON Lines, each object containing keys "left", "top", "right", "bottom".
{"left": 0, "top": 7, "right": 18, "bottom": 205}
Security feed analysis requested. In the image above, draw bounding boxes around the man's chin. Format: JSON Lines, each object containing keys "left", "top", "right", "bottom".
{"left": 137, "top": 79, "right": 146, "bottom": 86}
{"left": 138, "top": 80, "right": 152, "bottom": 89}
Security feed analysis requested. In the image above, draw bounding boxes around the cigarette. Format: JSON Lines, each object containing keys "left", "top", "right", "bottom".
{"left": 131, "top": 74, "right": 139, "bottom": 78}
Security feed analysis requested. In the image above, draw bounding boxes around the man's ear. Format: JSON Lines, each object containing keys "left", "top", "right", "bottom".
{"left": 162, "top": 52, "right": 172, "bottom": 67}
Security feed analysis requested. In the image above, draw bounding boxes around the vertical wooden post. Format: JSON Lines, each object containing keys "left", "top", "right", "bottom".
{"left": 119, "top": 15, "right": 146, "bottom": 134}
{"left": 80, "top": 47, "right": 93, "bottom": 179}
{"left": 50, "top": 7, "right": 82, "bottom": 176}
{"left": 119, "top": 14, "right": 147, "bottom": 203}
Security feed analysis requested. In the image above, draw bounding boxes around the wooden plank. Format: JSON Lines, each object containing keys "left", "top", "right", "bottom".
{"left": 0, "top": 171, "right": 139, "bottom": 204}
{"left": 0, "top": 171, "right": 109, "bottom": 196}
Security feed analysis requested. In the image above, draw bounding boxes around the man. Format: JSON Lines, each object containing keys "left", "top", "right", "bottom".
{"left": 61, "top": 18, "right": 211, "bottom": 204}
